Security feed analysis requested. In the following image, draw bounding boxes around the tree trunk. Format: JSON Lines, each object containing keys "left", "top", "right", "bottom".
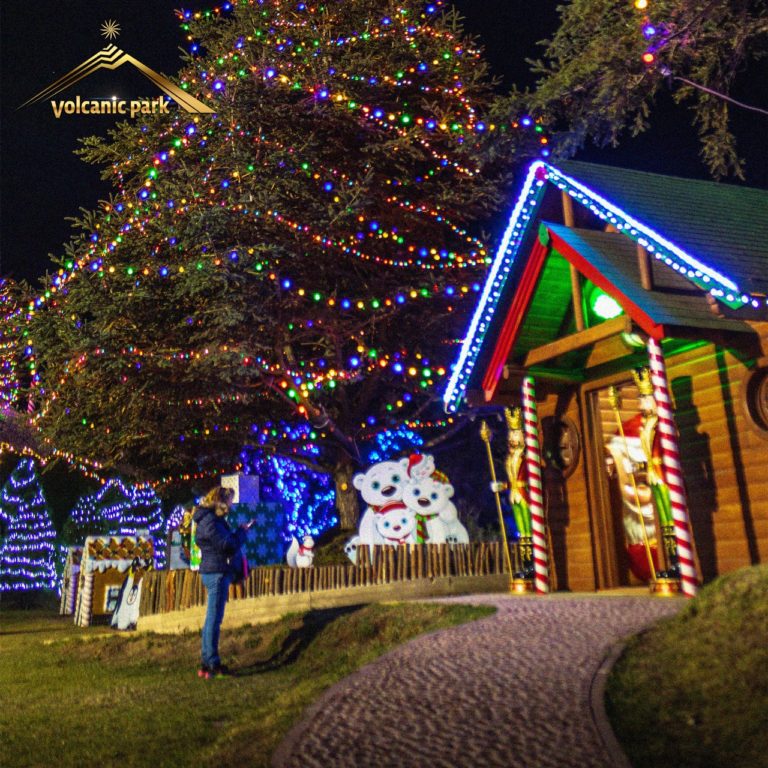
{"left": 334, "top": 458, "right": 360, "bottom": 531}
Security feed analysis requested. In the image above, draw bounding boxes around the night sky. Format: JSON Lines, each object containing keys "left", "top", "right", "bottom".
{"left": 1, "top": 0, "right": 765, "bottom": 284}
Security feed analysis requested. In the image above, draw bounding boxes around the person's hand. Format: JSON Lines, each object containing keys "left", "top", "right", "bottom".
{"left": 490, "top": 481, "right": 506, "bottom": 493}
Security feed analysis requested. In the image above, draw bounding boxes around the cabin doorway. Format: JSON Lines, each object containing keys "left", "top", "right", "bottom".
{"left": 593, "top": 381, "right": 668, "bottom": 587}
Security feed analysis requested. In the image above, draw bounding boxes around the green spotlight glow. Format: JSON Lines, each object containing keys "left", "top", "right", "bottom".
{"left": 590, "top": 288, "right": 623, "bottom": 320}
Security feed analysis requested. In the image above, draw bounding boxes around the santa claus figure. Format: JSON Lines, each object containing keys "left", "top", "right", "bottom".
{"left": 605, "top": 392, "right": 661, "bottom": 583}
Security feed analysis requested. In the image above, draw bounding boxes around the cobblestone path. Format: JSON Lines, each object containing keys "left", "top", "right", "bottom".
{"left": 273, "top": 594, "right": 682, "bottom": 768}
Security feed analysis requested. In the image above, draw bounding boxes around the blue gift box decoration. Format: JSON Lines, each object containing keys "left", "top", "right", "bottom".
{"left": 229, "top": 502, "right": 285, "bottom": 566}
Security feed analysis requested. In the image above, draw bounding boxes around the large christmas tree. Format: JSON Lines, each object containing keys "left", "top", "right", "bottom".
{"left": 0, "top": 458, "right": 57, "bottom": 593}
{"left": 28, "top": 0, "right": 543, "bottom": 526}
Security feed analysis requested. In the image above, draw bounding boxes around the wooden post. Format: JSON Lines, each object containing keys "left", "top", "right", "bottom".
{"left": 570, "top": 266, "right": 586, "bottom": 332}
{"left": 562, "top": 191, "right": 585, "bottom": 331}
{"left": 637, "top": 244, "right": 654, "bottom": 290}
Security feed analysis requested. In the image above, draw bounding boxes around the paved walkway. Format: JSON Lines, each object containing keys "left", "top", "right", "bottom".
{"left": 273, "top": 594, "right": 682, "bottom": 768}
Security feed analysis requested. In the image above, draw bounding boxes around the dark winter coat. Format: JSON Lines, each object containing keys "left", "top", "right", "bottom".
{"left": 192, "top": 505, "right": 247, "bottom": 574}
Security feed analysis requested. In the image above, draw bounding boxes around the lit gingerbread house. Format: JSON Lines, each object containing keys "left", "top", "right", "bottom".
{"left": 59, "top": 546, "right": 83, "bottom": 615}
{"left": 74, "top": 535, "right": 154, "bottom": 626}
{"left": 446, "top": 160, "right": 768, "bottom": 596}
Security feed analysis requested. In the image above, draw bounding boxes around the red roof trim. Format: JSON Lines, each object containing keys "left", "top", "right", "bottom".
{"left": 546, "top": 227, "right": 664, "bottom": 341}
{"left": 478, "top": 227, "right": 667, "bottom": 400}
{"left": 480, "top": 238, "right": 548, "bottom": 400}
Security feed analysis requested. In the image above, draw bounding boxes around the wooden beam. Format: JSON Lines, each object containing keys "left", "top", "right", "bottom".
{"left": 480, "top": 238, "right": 549, "bottom": 400}
{"left": 561, "top": 191, "right": 575, "bottom": 227}
{"left": 570, "top": 265, "right": 586, "bottom": 331}
{"left": 637, "top": 244, "right": 653, "bottom": 290}
{"left": 562, "top": 191, "right": 586, "bottom": 331}
{"left": 504, "top": 363, "right": 583, "bottom": 383}
{"left": 528, "top": 366, "right": 585, "bottom": 383}
{"left": 523, "top": 315, "right": 631, "bottom": 367}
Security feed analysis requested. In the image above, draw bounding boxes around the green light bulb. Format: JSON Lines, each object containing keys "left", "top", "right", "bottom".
{"left": 590, "top": 288, "right": 623, "bottom": 320}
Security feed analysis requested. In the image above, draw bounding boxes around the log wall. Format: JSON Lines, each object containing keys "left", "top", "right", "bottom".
{"left": 664, "top": 343, "right": 768, "bottom": 580}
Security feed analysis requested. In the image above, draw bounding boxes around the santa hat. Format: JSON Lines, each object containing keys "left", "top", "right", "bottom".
{"left": 617, "top": 413, "right": 643, "bottom": 439}
{"left": 407, "top": 453, "right": 436, "bottom": 480}
{"left": 407, "top": 453, "right": 424, "bottom": 478}
{"left": 376, "top": 500, "right": 407, "bottom": 515}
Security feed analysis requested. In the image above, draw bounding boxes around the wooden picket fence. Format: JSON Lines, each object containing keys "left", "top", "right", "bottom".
{"left": 139, "top": 542, "right": 509, "bottom": 617}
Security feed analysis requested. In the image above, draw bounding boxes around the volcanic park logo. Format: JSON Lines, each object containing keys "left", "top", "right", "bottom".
{"left": 20, "top": 20, "right": 214, "bottom": 118}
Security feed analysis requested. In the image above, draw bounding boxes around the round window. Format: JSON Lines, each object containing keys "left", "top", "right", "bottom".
{"left": 743, "top": 367, "right": 768, "bottom": 438}
{"left": 541, "top": 416, "right": 581, "bottom": 478}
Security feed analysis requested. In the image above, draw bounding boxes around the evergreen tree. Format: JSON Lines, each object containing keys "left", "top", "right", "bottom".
{"left": 29, "top": 0, "right": 542, "bottom": 526}
{"left": 0, "top": 458, "right": 57, "bottom": 592}
{"left": 529, "top": 0, "right": 768, "bottom": 179}
{"left": 64, "top": 478, "right": 165, "bottom": 563}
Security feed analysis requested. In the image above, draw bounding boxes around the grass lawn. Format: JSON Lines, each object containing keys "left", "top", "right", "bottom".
{"left": 0, "top": 601, "right": 494, "bottom": 768}
{"left": 606, "top": 565, "right": 768, "bottom": 768}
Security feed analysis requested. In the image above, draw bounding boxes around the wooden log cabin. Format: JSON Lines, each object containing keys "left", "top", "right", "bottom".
{"left": 444, "top": 160, "right": 768, "bottom": 593}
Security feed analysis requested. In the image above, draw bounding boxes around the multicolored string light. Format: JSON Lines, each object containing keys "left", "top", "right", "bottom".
{"left": 633, "top": 0, "right": 664, "bottom": 67}
{"left": 15, "top": 0, "right": 555, "bottom": 484}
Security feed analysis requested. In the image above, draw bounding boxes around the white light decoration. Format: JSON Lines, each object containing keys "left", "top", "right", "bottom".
{"left": 0, "top": 458, "right": 57, "bottom": 592}
{"left": 443, "top": 161, "right": 759, "bottom": 414}
{"left": 443, "top": 161, "right": 547, "bottom": 413}
{"left": 67, "top": 478, "right": 165, "bottom": 567}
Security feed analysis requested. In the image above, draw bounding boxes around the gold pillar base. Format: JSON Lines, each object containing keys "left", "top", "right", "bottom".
{"left": 510, "top": 577, "right": 534, "bottom": 594}
{"left": 650, "top": 577, "right": 681, "bottom": 597}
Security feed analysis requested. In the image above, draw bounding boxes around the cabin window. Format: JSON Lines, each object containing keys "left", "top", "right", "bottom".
{"left": 104, "top": 586, "right": 121, "bottom": 613}
{"left": 743, "top": 367, "right": 768, "bottom": 439}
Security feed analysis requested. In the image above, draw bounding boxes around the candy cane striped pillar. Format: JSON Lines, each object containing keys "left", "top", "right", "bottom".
{"left": 522, "top": 376, "right": 549, "bottom": 594}
{"left": 647, "top": 338, "right": 699, "bottom": 597}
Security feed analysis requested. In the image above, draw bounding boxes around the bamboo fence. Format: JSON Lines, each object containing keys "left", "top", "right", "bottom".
{"left": 139, "top": 542, "right": 509, "bottom": 617}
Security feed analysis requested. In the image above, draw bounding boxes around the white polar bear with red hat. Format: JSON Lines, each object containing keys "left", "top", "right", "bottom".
{"left": 348, "top": 458, "right": 411, "bottom": 558}
{"left": 402, "top": 454, "right": 469, "bottom": 545}
{"left": 371, "top": 499, "right": 417, "bottom": 545}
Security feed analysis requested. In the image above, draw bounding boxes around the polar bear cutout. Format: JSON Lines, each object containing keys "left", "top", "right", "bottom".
{"left": 344, "top": 535, "right": 361, "bottom": 564}
{"left": 402, "top": 478, "right": 450, "bottom": 544}
{"left": 372, "top": 500, "right": 416, "bottom": 545}
{"left": 352, "top": 458, "right": 410, "bottom": 548}
{"left": 437, "top": 499, "right": 469, "bottom": 545}
{"left": 353, "top": 458, "right": 410, "bottom": 509}
{"left": 403, "top": 455, "right": 469, "bottom": 545}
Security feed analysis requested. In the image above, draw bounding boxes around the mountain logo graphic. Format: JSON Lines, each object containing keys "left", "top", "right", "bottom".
{"left": 20, "top": 43, "right": 214, "bottom": 114}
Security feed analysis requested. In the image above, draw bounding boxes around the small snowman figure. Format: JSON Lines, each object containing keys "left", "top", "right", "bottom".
{"left": 286, "top": 535, "right": 315, "bottom": 567}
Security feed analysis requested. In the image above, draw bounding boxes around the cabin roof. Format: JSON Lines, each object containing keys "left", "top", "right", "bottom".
{"left": 545, "top": 223, "right": 755, "bottom": 336}
{"left": 555, "top": 161, "right": 768, "bottom": 297}
{"left": 443, "top": 161, "right": 768, "bottom": 413}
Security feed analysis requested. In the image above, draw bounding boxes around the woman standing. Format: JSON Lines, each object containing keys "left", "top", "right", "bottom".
{"left": 193, "top": 486, "right": 250, "bottom": 678}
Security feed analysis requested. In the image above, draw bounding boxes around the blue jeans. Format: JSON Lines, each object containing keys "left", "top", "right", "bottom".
{"left": 201, "top": 572, "right": 230, "bottom": 668}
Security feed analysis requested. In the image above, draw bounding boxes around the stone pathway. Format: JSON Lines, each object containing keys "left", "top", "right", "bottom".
{"left": 272, "top": 594, "right": 682, "bottom": 768}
